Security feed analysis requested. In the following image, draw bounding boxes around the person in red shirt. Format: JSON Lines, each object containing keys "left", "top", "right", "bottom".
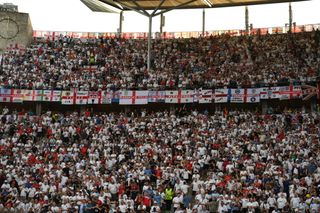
{"left": 130, "top": 180, "right": 139, "bottom": 200}
{"left": 155, "top": 166, "right": 162, "bottom": 179}
{"left": 142, "top": 192, "right": 152, "bottom": 212}
{"left": 27, "top": 154, "right": 37, "bottom": 165}
{"left": 118, "top": 182, "right": 126, "bottom": 197}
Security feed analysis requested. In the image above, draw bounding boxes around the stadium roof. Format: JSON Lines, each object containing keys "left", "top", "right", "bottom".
{"left": 86, "top": 0, "right": 308, "bottom": 14}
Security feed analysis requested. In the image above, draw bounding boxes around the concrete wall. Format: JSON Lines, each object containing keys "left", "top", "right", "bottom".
{"left": 0, "top": 11, "right": 33, "bottom": 51}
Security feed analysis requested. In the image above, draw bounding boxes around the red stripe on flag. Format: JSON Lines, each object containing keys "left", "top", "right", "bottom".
{"left": 177, "top": 90, "right": 182, "bottom": 104}
{"left": 98, "top": 91, "right": 102, "bottom": 104}
{"left": 132, "top": 91, "right": 136, "bottom": 104}
{"left": 10, "top": 89, "right": 14, "bottom": 102}
{"left": 73, "top": 91, "right": 76, "bottom": 105}
{"left": 50, "top": 91, "right": 54, "bottom": 101}
{"left": 244, "top": 89, "right": 247, "bottom": 103}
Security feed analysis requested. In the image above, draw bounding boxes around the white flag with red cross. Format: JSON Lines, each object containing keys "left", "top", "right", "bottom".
{"left": 119, "top": 90, "right": 149, "bottom": 105}
{"left": 0, "top": 88, "right": 23, "bottom": 103}
{"left": 42, "top": 90, "right": 61, "bottom": 102}
{"left": 23, "top": 90, "right": 43, "bottom": 101}
{"left": 75, "top": 91, "right": 88, "bottom": 105}
{"left": 12, "top": 89, "right": 24, "bottom": 103}
{"left": 260, "top": 87, "right": 280, "bottom": 99}
{"left": 279, "top": 85, "right": 302, "bottom": 100}
{"left": 214, "top": 88, "right": 231, "bottom": 103}
{"left": 165, "top": 90, "right": 194, "bottom": 103}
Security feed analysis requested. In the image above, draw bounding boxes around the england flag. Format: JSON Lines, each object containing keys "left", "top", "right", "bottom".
{"left": 119, "top": 90, "right": 149, "bottom": 105}
{"left": 165, "top": 90, "right": 194, "bottom": 103}
{"left": 214, "top": 89, "right": 231, "bottom": 103}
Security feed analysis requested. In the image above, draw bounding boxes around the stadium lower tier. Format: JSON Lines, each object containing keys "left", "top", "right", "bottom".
{"left": 0, "top": 109, "right": 320, "bottom": 212}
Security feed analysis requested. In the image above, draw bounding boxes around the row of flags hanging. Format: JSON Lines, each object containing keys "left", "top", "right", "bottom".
{"left": 0, "top": 84, "right": 319, "bottom": 105}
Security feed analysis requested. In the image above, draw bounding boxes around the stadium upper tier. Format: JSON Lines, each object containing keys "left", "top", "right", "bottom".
{"left": 1, "top": 30, "right": 320, "bottom": 91}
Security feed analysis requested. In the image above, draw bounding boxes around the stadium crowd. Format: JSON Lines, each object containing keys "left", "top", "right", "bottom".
{"left": 0, "top": 107, "right": 320, "bottom": 212}
{"left": 0, "top": 30, "right": 320, "bottom": 91}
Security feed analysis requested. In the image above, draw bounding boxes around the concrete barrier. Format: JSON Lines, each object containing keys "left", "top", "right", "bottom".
{"left": 0, "top": 11, "right": 33, "bottom": 51}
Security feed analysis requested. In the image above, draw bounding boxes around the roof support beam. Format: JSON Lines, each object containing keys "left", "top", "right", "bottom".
{"left": 289, "top": 2, "right": 292, "bottom": 33}
{"left": 114, "top": 0, "right": 198, "bottom": 71}
{"left": 153, "top": 0, "right": 197, "bottom": 17}
{"left": 132, "top": 0, "right": 150, "bottom": 16}
{"left": 119, "top": 11, "right": 124, "bottom": 34}
{"left": 147, "top": 15, "right": 152, "bottom": 71}
{"left": 245, "top": 6, "right": 249, "bottom": 33}
{"left": 202, "top": 8, "right": 205, "bottom": 36}
{"left": 160, "top": 13, "right": 164, "bottom": 33}
{"left": 151, "top": 0, "right": 166, "bottom": 16}
{"left": 113, "top": 0, "right": 149, "bottom": 16}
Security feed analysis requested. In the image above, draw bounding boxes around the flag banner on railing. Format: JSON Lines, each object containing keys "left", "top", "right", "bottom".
{"left": 279, "top": 85, "right": 302, "bottom": 100}
{"left": 88, "top": 91, "right": 102, "bottom": 104}
{"left": 12, "top": 89, "right": 24, "bottom": 103}
{"left": 198, "top": 89, "right": 213, "bottom": 103}
{"left": 301, "top": 83, "right": 320, "bottom": 100}
{"left": 165, "top": 90, "right": 194, "bottom": 103}
{"left": 244, "top": 88, "right": 260, "bottom": 103}
{"left": 215, "top": 89, "right": 231, "bottom": 103}
{"left": 120, "top": 90, "right": 149, "bottom": 105}
{"left": 101, "top": 91, "right": 112, "bottom": 104}
{"left": 0, "top": 88, "right": 13, "bottom": 103}
{"left": 0, "top": 89, "right": 23, "bottom": 103}
{"left": 228, "top": 88, "right": 260, "bottom": 103}
{"left": 230, "top": 89, "right": 245, "bottom": 103}
{"left": 193, "top": 90, "right": 200, "bottom": 103}
{"left": 61, "top": 91, "right": 75, "bottom": 105}
{"left": 42, "top": 90, "right": 61, "bottom": 102}
{"left": 111, "top": 90, "right": 120, "bottom": 103}
{"left": 260, "top": 87, "right": 280, "bottom": 99}
{"left": 75, "top": 91, "right": 89, "bottom": 105}
{"left": 0, "top": 84, "right": 318, "bottom": 105}
{"left": 148, "top": 91, "right": 166, "bottom": 103}
{"left": 23, "top": 90, "right": 43, "bottom": 101}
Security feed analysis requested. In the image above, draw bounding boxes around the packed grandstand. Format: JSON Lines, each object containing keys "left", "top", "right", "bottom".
{"left": 1, "top": 10, "right": 320, "bottom": 213}
{"left": 1, "top": 31, "right": 320, "bottom": 90}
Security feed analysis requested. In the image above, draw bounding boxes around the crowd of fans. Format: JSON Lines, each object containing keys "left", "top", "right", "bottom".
{"left": 1, "top": 26, "right": 320, "bottom": 213}
{"left": 0, "top": 107, "right": 320, "bottom": 212}
{"left": 0, "top": 30, "right": 320, "bottom": 91}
